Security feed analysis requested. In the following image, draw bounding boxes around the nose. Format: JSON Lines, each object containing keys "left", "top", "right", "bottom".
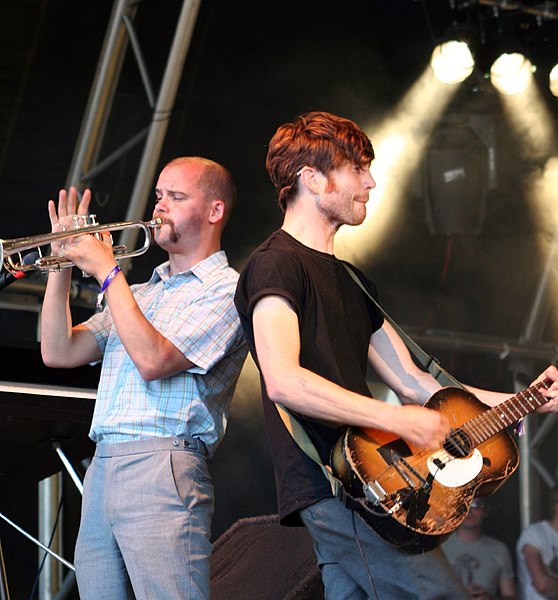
{"left": 365, "top": 170, "right": 376, "bottom": 190}
{"left": 154, "top": 195, "right": 169, "bottom": 213}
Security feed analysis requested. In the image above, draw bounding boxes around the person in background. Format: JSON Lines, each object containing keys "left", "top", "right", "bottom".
{"left": 516, "top": 487, "right": 558, "bottom": 600}
{"left": 40, "top": 156, "right": 247, "bottom": 599}
{"left": 443, "top": 498, "right": 516, "bottom": 599}
{"left": 234, "top": 110, "right": 558, "bottom": 599}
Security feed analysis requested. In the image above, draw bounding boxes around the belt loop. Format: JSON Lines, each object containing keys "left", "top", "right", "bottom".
{"left": 173, "top": 436, "right": 207, "bottom": 456}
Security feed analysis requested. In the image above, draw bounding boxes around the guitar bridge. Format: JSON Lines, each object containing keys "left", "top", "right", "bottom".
{"left": 363, "top": 480, "right": 387, "bottom": 504}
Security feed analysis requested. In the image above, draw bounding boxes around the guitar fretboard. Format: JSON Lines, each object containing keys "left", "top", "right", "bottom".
{"left": 462, "top": 378, "right": 551, "bottom": 447}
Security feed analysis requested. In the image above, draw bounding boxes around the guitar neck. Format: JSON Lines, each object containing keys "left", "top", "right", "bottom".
{"left": 463, "top": 378, "right": 551, "bottom": 446}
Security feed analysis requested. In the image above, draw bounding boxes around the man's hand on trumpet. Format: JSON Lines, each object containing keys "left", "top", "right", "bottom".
{"left": 48, "top": 186, "right": 91, "bottom": 254}
{"left": 48, "top": 186, "right": 116, "bottom": 284}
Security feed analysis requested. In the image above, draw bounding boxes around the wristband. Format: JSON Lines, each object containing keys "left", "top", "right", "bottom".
{"left": 96, "top": 265, "right": 121, "bottom": 310}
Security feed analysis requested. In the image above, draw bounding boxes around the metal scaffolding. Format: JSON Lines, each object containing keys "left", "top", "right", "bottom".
{"left": 66, "top": 0, "right": 202, "bottom": 274}
{"left": 513, "top": 230, "right": 558, "bottom": 529}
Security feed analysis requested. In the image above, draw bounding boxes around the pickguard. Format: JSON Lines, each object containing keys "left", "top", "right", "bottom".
{"left": 427, "top": 449, "right": 483, "bottom": 488}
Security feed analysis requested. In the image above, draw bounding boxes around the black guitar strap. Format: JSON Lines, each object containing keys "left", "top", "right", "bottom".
{"left": 342, "top": 262, "right": 465, "bottom": 390}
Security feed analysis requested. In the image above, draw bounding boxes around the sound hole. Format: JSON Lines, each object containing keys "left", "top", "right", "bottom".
{"left": 444, "top": 429, "right": 472, "bottom": 458}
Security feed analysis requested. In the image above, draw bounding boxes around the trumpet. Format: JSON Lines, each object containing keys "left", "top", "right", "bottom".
{"left": 0, "top": 215, "right": 163, "bottom": 274}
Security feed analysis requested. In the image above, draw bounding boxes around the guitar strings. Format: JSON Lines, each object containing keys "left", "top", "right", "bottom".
{"left": 422, "top": 378, "right": 551, "bottom": 472}
{"left": 447, "top": 378, "right": 549, "bottom": 452}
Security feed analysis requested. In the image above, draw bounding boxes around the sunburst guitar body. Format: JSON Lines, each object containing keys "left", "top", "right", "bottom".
{"left": 331, "top": 379, "right": 552, "bottom": 553}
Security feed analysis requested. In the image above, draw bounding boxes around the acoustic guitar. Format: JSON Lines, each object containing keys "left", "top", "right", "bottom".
{"left": 331, "top": 378, "right": 552, "bottom": 553}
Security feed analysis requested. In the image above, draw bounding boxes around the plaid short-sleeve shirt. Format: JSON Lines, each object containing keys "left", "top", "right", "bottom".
{"left": 84, "top": 251, "right": 247, "bottom": 456}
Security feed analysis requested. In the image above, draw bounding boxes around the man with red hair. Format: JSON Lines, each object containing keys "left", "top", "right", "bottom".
{"left": 235, "top": 111, "right": 558, "bottom": 599}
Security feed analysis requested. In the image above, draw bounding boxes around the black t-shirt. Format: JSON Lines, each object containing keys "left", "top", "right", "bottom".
{"left": 234, "top": 229, "right": 384, "bottom": 524}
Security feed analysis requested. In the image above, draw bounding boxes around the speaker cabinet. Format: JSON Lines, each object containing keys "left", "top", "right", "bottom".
{"left": 210, "top": 515, "right": 323, "bottom": 600}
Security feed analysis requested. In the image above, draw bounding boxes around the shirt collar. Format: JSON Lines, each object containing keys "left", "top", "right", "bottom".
{"left": 150, "top": 250, "right": 229, "bottom": 284}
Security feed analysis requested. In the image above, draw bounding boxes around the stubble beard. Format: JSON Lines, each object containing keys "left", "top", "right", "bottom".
{"left": 320, "top": 191, "right": 367, "bottom": 228}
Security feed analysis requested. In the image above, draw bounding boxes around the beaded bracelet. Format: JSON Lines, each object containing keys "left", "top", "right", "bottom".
{"left": 96, "top": 265, "right": 121, "bottom": 310}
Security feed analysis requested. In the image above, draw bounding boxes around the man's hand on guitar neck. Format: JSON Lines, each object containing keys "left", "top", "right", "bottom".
{"left": 532, "top": 365, "right": 558, "bottom": 415}
{"left": 470, "top": 364, "right": 558, "bottom": 413}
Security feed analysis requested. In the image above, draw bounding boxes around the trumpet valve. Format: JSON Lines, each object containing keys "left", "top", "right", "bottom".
{"left": 72, "top": 214, "right": 98, "bottom": 229}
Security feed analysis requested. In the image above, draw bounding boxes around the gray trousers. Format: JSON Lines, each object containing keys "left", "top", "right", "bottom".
{"left": 300, "top": 498, "right": 468, "bottom": 600}
{"left": 75, "top": 436, "right": 214, "bottom": 600}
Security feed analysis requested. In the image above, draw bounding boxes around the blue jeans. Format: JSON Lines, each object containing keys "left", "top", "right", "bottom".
{"left": 75, "top": 437, "right": 214, "bottom": 600}
{"left": 300, "top": 498, "right": 467, "bottom": 600}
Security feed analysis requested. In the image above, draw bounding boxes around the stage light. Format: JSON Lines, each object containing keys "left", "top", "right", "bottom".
{"left": 490, "top": 52, "right": 534, "bottom": 95}
{"left": 431, "top": 41, "right": 475, "bottom": 84}
{"left": 549, "top": 63, "right": 558, "bottom": 97}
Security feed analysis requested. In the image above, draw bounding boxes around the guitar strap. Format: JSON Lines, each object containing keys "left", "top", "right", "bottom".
{"left": 342, "top": 262, "right": 465, "bottom": 390}
{"left": 274, "top": 262, "right": 465, "bottom": 497}
{"left": 275, "top": 403, "right": 341, "bottom": 497}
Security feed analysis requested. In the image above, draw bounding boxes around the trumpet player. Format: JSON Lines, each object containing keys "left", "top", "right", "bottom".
{"left": 40, "top": 156, "right": 247, "bottom": 600}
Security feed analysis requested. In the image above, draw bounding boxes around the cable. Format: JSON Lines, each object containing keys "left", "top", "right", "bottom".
{"left": 28, "top": 493, "right": 65, "bottom": 600}
{"left": 351, "top": 509, "right": 380, "bottom": 600}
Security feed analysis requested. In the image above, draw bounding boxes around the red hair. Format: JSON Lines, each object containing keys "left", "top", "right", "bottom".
{"left": 266, "top": 111, "right": 374, "bottom": 211}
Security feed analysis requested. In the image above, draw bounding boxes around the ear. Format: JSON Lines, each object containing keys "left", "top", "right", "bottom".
{"left": 298, "top": 167, "right": 325, "bottom": 195}
{"left": 208, "top": 199, "right": 225, "bottom": 224}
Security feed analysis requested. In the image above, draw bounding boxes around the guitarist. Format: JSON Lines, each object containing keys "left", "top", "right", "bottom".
{"left": 234, "top": 111, "right": 558, "bottom": 600}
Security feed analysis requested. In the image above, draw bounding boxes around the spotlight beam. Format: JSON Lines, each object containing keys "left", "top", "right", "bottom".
{"left": 336, "top": 66, "right": 461, "bottom": 263}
